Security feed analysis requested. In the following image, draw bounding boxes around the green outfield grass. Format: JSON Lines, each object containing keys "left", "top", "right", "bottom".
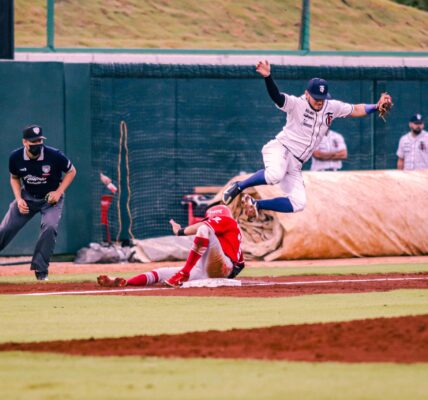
{"left": 1, "top": 352, "right": 428, "bottom": 400}
{"left": 1, "top": 262, "right": 427, "bottom": 284}
{"left": 1, "top": 290, "right": 427, "bottom": 343}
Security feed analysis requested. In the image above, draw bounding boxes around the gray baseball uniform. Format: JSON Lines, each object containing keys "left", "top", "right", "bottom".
{"left": 396, "top": 130, "right": 428, "bottom": 170}
{"left": 310, "top": 130, "right": 347, "bottom": 171}
{"left": 263, "top": 95, "right": 353, "bottom": 210}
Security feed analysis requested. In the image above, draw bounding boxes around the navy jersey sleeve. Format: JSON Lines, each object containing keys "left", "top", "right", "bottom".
{"left": 56, "top": 151, "right": 73, "bottom": 173}
{"left": 9, "top": 153, "right": 19, "bottom": 176}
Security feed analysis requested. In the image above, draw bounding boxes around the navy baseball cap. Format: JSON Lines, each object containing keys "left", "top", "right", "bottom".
{"left": 410, "top": 114, "right": 423, "bottom": 124}
{"left": 22, "top": 125, "right": 47, "bottom": 141}
{"left": 307, "top": 78, "right": 331, "bottom": 100}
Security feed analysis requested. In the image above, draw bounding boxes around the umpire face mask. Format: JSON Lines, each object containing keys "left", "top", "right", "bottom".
{"left": 28, "top": 143, "right": 43, "bottom": 157}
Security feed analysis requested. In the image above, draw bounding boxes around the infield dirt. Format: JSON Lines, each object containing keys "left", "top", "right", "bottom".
{"left": 1, "top": 314, "right": 427, "bottom": 363}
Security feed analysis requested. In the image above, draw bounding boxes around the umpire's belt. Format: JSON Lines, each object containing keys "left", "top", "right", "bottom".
{"left": 27, "top": 193, "right": 46, "bottom": 199}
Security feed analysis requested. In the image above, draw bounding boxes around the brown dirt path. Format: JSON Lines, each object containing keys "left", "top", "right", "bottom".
{"left": 2, "top": 272, "right": 428, "bottom": 297}
{"left": 1, "top": 315, "right": 427, "bottom": 363}
{"left": 1, "top": 256, "right": 428, "bottom": 277}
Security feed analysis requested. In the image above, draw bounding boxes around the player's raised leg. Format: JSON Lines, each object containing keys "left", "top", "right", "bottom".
{"left": 165, "top": 224, "right": 210, "bottom": 287}
{"left": 222, "top": 169, "right": 267, "bottom": 205}
{"left": 255, "top": 147, "right": 306, "bottom": 213}
{"left": 226, "top": 139, "right": 302, "bottom": 217}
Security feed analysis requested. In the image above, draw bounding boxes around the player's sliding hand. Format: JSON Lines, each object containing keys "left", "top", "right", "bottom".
{"left": 169, "top": 219, "right": 181, "bottom": 235}
{"left": 256, "top": 60, "right": 271, "bottom": 77}
{"left": 17, "top": 198, "right": 29, "bottom": 214}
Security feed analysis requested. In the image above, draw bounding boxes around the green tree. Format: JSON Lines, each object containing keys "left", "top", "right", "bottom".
{"left": 391, "top": 0, "right": 428, "bottom": 11}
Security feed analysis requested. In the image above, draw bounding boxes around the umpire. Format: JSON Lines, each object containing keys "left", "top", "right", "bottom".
{"left": 0, "top": 125, "right": 76, "bottom": 280}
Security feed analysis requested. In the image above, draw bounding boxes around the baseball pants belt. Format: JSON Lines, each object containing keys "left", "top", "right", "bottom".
{"left": 281, "top": 144, "right": 304, "bottom": 164}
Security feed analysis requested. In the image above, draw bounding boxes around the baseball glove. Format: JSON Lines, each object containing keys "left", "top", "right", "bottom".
{"left": 376, "top": 92, "right": 393, "bottom": 122}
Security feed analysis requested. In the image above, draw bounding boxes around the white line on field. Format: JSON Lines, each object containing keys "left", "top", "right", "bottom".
{"left": 13, "top": 276, "right": 428, "bottom": 296}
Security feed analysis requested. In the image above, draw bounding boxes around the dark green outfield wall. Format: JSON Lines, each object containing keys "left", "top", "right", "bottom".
{"left": 0, "top": 62, "right": 91, "bottom": 255}
{"left": 0, "top": 62, "right": 427, "bottom": 254}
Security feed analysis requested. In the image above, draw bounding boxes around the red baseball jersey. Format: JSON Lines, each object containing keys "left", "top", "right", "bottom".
{"left": 204, "top": 216, "right": 243, "bottom": 264}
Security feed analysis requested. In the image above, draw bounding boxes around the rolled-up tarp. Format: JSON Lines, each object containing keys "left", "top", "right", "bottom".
{"left": 216, "top": 170, "right": 428, "bottom": 260}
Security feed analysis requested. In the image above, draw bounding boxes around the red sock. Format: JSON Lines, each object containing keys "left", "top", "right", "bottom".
{"left": 127, "top": 271, "right": 159, "bottom": 286}
{"left": 181, "top": 236, "right": 209, "bottom": 275}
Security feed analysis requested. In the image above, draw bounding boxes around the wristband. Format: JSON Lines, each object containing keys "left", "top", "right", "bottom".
{"left": 177, "top": 228, "right": 186, "bottom": 236}
{"left": 364, "top": 104, "right": 377, "bottom": 114}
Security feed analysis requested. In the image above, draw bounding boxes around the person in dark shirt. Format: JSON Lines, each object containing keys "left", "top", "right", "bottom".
{"left": 0, "top": 125, "right": 76, "bottom": 280}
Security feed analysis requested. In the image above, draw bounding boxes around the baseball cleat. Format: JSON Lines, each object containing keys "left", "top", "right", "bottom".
{"left": 35, "top": 271, "right": 49, "bottom": 281}
{"left": 222, "top": 182, "right": 242, "bottom": 205}
{"left": 241, "top": 194, "right": 259, "bottom": 221}
{"left": 164, "top": 271, "right": 189, "bottom": 288}
{"left": 97, "top": 275, "right": 127, "bottom": 287}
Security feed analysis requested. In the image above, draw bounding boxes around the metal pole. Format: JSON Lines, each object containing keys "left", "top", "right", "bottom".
{"left": 299, "top": 0, "right": 310, "bottom": 51}
{"left": 47, "top": 0, "right": 55, "bottom": 50}
{"left": 0, "top": 0, "right": 14, "bottom": 59}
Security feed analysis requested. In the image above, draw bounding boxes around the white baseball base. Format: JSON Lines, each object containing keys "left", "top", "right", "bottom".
{"left": 182, "top": 278, "right": 242, "bottom": 288}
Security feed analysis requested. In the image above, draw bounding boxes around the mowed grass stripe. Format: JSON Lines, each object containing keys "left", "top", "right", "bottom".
{"left": 1, "top": 352, "right": 428, "bottom": 400}
{"left": 1, "top": 262, "right": 428, "bottom": 284}
{"left": 1, "top": 289, "right": 427, "bottom": 343}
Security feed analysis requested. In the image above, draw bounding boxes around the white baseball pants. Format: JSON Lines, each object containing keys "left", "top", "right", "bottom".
{"left": 262, "top": 139, "right": 306, "bottom": 212}
{"left": 154, "top": 225, "right": 233, "bottom": 282}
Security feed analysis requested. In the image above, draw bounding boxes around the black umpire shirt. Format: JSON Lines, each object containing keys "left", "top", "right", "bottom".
{"left": 9, "top": 145, "right": 73, "bottom": 198}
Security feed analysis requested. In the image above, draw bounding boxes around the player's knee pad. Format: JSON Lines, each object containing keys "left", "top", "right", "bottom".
{"left": 264, "top": 167, "right": 285, "bottom": 185}
{"left": 195, "top": 224, "right": 210, "bottom": 239}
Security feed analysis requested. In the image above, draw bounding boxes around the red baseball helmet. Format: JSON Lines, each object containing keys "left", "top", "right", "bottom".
{"left": 205, "top": 205, "right": 233, "bottom": 219}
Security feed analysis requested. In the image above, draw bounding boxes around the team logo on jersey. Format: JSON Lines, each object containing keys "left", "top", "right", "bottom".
{"left": 319, "top": 85, "right": 325, "bottom": 93}
{"left": 42, "top": 165, "right": 51, "bottom": 174}
{"left": 420, "top": 141, "right": 426, "bottom": 151}
{"left": 325, "top": 112, "right": 333, "bottom": 127}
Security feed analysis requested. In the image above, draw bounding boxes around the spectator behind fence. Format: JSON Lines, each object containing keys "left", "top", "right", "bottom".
{"left": 397, "top": 114, "right": 428, "bottom": 170}
{"left": 310, "top": 130, "right": 348, "bottom": 171}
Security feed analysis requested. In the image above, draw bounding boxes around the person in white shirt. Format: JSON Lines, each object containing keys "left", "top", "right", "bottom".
{"left": 396, "top": 114, "right": 428, "bottom": 170}
{"left": 310, "top": 130, "right": 348, "bottom": 171}
{"left": 223, "top": 60, "right": 391, "bottom": 219}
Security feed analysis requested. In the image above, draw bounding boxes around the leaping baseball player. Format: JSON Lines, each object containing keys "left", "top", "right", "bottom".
{"left": 223, "top": 60, "right": 393, "bottom": 219}
{"left": 97, "top": 205, "right": 245, "bottom": 288}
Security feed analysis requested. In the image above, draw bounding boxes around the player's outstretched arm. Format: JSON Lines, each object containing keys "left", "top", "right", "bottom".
{"left": 350, "top": 93, "right": 393, "bottom": 119}
{"left": 256, "top": 60, "right": 285, "bottom": 108}
{"left": 350, "top": 104, "right": 369, "bottom": 117}
{"left": 169, "top": 219, "right": 204, "bottom": 236}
